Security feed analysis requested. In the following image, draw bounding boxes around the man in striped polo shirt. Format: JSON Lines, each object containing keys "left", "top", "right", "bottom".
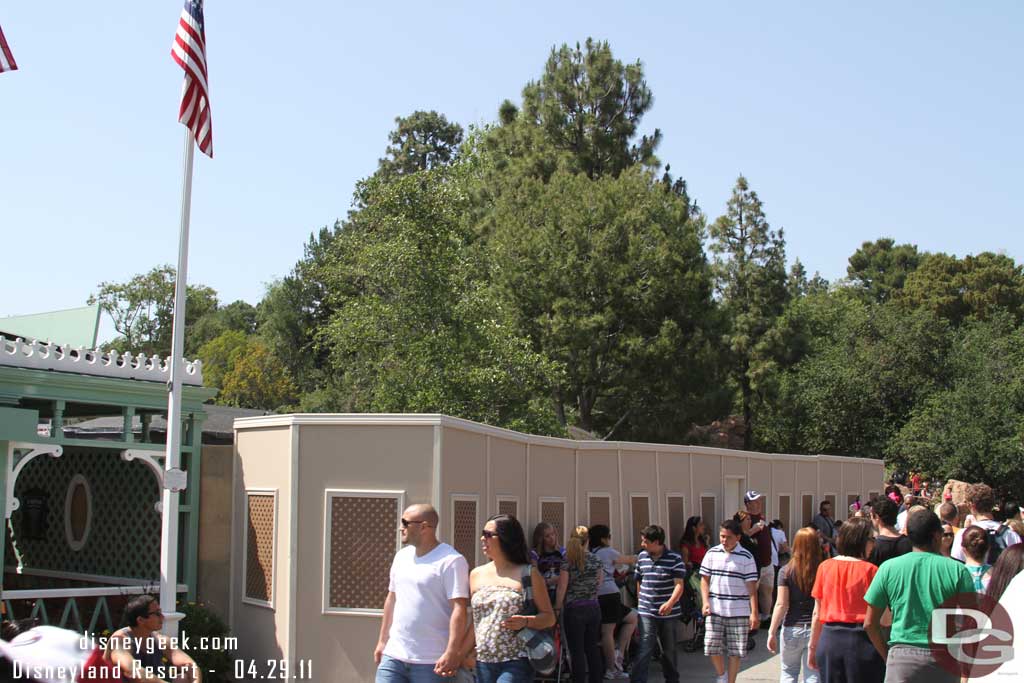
{"left": 700, "top": 519, "right": 758, "bottom": 683}
{"left": 631, "top": 524, "right": 685, "bottom": 683}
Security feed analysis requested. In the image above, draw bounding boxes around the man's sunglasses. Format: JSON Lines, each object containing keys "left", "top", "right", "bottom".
{"left": 401, "top": 518, "right": 427, "bottom": 528}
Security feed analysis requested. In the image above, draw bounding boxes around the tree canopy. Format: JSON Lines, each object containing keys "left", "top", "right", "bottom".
{"left": 87, "top": 38, "right": 1024, "bottom": 495}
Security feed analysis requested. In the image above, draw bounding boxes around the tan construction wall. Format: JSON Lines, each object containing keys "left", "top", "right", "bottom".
{"left": 294, "top": 423, "right": 435, "bottom": 683}
{"left": 231, "top": 426, "right": 293, "bottom": 670}
{"left": 230, "top": 414, "right": 886, "bottom": 683}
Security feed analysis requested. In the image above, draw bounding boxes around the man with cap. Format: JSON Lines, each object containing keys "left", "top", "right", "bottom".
{"left": 737, "top": 490, "right": 774, "bottom": 627}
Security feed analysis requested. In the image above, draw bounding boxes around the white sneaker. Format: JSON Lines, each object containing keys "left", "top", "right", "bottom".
{"left": 604, "top": 670, "right": 628, "bottom": 680}
{"left": 715, "top": 674, "right": 728, "bottom": 683}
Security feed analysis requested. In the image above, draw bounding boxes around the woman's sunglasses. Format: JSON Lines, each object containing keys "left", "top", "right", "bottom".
{"left": 481, "top": 530, "right": 498, "bottom": 539}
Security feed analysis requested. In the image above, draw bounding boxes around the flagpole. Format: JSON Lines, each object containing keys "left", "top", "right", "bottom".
{"left": 160, "top": 127, "right": 196, "bottom": 638}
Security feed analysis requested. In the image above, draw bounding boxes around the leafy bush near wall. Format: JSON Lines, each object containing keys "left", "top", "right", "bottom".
{"left": 179, "top": 601, "right": 235, "bottom": 682}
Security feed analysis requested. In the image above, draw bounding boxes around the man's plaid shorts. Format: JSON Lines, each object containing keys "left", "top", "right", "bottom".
{"left": 704, "top": 614, "right": 751, "bottom": 658}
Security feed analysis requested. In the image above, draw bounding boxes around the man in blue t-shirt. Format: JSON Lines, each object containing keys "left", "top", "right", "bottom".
{"left": 631, "top": 524, "right": 685, "bottom": 683}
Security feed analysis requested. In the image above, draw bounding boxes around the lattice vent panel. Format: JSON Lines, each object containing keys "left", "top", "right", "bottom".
{"left": 327, "top": 496, "right": 396, "bottom": 609}
{"left": 245, "top": 494, "right": 275, "bottom": 602}
{"left": 498, "top": 499, "right": 517, "bottom": 519}
{"left": 589, "top": 497, "right": 610, "bottom": 528}
{"left": 11, "top": 448, "right": 161, "bottom": 579}
{"left": 667, "top": 496, "right": 686, "bottom": 548}
{"left": 631, "top": 497, "right": 650, "bottom": 551}
{"left": 541, "top": 501, "right": 564, "bottom": 546}
{"left": 452, "top": 500, "right": 477, "bottom": 566}
{"left": 701, "top": 497, "right": 717, "bottom": 540}
{"left": 779, "top": 496, "right": 791, "bottom": 540}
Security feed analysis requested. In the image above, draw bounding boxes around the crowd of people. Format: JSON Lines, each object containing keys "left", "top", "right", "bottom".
{"left": 374, "top": 482, "right": 1024, "bottom": 683}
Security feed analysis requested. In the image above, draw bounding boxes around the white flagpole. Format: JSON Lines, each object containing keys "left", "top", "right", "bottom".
{"left": 160, "top": 127, "right": 196, "bottom": 638}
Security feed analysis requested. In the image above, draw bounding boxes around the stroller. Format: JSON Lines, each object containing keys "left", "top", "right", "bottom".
{"left": 679, "top": 571, "right": 705, "bottom": 652}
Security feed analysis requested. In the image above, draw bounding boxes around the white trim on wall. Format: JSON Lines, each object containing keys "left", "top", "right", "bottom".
{"left": 629, "top": 492, "right": 652, "bottom": 551}
{"left": 242, "top": 488, "right": 278, "bottom": 609}
{"left": 699, "top": 492, "right": 718, "bottom": 531}
{"left": 586, "top": 491, "right": 613, "bottom": 528}
{"left": 288, "top": 424, "right": 299, "bottom": 663}
{"left": 800, "top": 491, "right": 816, "bottom": 527}
{"left": 665, "top": 492, "right": 687, "bottom": 546}
{"left": 322, "top": 488, "right": 405, "bottom": 616}
{"left": 495, "top": 495, "right": 520, "bottom": 518}
{"left": 538, "top": 496, "right": 568, "bottom": 546}
{"left": 450, "top": 493, "right": 481, "bottom": 566}
{"left": 233, "top": 414, "right": 884, "bottom": 465}
{"left": 776, "top": 492, "right": 792, "bottom": 539}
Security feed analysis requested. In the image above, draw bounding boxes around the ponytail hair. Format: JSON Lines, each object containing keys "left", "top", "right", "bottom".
{"left": 566, "top": 525, "right": 590, "bottom": 572}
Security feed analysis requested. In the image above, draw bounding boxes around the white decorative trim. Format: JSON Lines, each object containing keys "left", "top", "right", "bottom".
{"left": 321, "top": 489, "right": 404, "bottom": 616}
{"left": 287, "top": 425, "right": 299, "bottom": 667}
{"left": 242, "top": 488, "right": 278, "bottom": 609}
{"left": 495, "top": 495, "right": 519, "bottom": 518}
{"left": 450, "top": 493, "right": 480, "bottom": 566}
{"left": 665, "top": 492, "right": 687, "bottom": 545}
{"left": 122, "top": 449, "right": 164, "bottom": 513}
{"left": 233, "top": 414, "right": 883, "bottom": 466}
{"left": 64, "top": 474, "right": 93, "bottom": 551}
{"left": 6, "top": 441, "right": 63, "bottom": 518}
{"left": 776, "top": 493, "right": 793, "bottom": 538}
{"left": 800, "top": 491, "right": 816, "bottom": 528}
{"left": 699, "top": 492, "right": 718, "bottom": 530}
{"left": 3, "top": 565, "right": 187, "bottom": 590}
{"left": 0, "top": 335, "right": 203, "bottom": 385}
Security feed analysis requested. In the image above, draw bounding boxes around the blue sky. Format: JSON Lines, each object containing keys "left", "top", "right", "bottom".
{"left": 2, "top": 3, "right": 1021, "bottom": 342}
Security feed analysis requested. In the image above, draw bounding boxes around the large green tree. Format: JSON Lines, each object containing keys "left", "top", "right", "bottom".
{"left": 376, "top": 110, "right": 464, "bottom": 180}
{"left": 757, "top": 292, "right": 950, "bottom": 457}
{"left": 89, "top": 265, "right": 218, "bottom": 357}
{"left": 482, "top": 39, "right": 660, "bottom": 183}
{"left": 900, "top": 251, "right": 1024, "bottom": 325}
{"left": 484, "top": 166, "right": 723, "bottom": 441}
{"left": 892, "top": 315, "right": 1024, "bottom": 494}
{"left": 846, "top": 238, "right": 922, "bottom": 303}
{"left": 313, "top": 165, "right": 562, "bottom": 433}
{"left": 708, "top": 176, "right": 789, "bottom": 449}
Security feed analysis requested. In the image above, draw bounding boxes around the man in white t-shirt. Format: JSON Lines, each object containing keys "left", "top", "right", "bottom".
{"left": 951, "top": 484, "right": 1021, "bottom": 562}
{"left": 374, "top": 503, "right": 470, "bottom": 682}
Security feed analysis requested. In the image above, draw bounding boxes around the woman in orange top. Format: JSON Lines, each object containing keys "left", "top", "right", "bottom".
{"left": 807, "top": 517, "right": 885, "bottom": 682}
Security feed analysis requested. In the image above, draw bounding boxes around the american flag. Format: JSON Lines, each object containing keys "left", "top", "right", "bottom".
{"left": 171, "top": 0, "right": 213, "bottom": 157}
{"left": 0, "top": 24, "right": 18, "bottom": 73}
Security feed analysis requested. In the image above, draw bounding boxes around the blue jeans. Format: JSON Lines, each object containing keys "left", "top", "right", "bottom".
{"left": 376, "top": 655, "right": 448, "bottom": 683}
{"left": 475, "top": 658, "right": 533, "bottom": 683}
{"left": 780, "top": 624, "right": 818, "bottom": 683}
{"left": 630, "top": 615, "right": 678, "bottom": 683}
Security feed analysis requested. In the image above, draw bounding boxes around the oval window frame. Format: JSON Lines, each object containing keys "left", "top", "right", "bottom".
{"left": 64, "top": 473, "right": 93, "bottom": 552}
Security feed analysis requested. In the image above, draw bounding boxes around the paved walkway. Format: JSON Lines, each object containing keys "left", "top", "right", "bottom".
{"left": 643, "top": 644, "right": 784, "bottom": 681}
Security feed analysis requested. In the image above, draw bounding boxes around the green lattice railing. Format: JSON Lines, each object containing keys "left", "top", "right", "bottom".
{"left": 3, "top": 584, "right": 187, "bottom": 634}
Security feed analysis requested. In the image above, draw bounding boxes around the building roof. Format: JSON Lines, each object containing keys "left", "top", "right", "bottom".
{"left": 0, "top": 305, "right": 101, "bottom": 349}
{"left": 63, "top": 405, "right": 271, "bottom": 444}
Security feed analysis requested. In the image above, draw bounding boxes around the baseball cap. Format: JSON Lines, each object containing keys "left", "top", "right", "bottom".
{"left": 744, "top": 490, "right": 764, "bottom": 503}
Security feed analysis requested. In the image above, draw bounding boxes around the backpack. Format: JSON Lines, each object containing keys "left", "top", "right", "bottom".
{"left": 986, "top": 524, "right": 1012, "bottom": 564}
